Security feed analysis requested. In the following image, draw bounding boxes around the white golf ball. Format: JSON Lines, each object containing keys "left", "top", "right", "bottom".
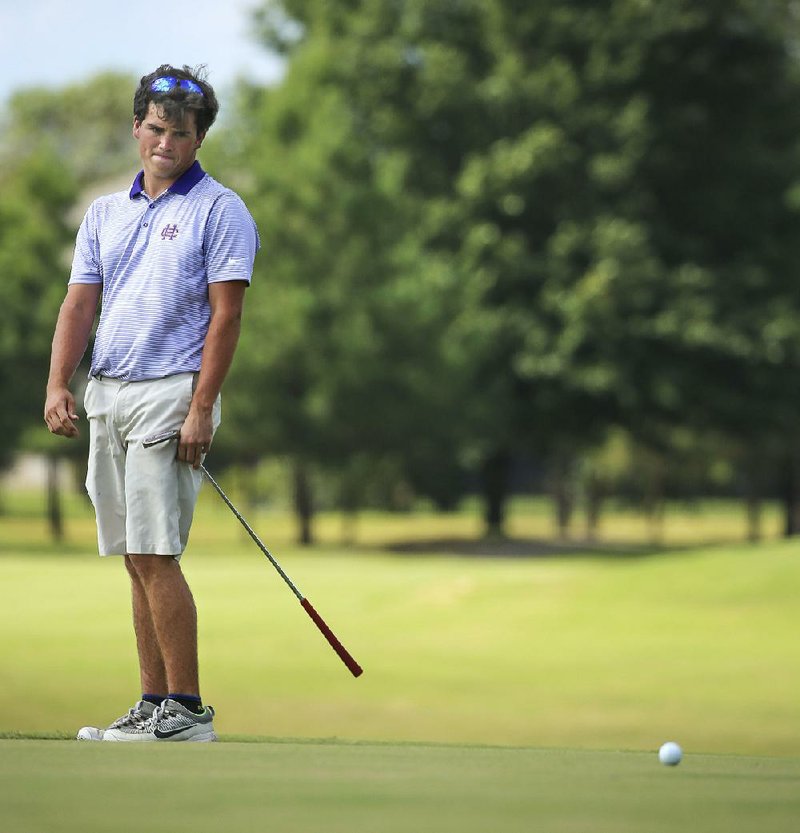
{"left": 76, "top": 726, "right": 104, "bottom": 741}
{"left": 658, "top": 741, "right": 683, "bottom": 766}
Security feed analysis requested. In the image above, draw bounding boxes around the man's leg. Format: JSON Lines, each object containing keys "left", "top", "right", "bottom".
{"left": 103, "top": 554, "right": 215, "bottom": 742}
{"left": 124, "top": 555, "right": 168, "bottom": 696}
{"left": 126, "top": 553, "right": 199, "bottom": 696}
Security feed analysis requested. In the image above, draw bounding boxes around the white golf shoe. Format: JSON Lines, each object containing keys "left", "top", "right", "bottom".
{"left": 102, "top": 698, "right": 216, "bottom": 742}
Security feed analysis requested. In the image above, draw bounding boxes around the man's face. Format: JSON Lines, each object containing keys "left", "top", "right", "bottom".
{"left": 132, "top": 102, "right": 204, "bottom": 187}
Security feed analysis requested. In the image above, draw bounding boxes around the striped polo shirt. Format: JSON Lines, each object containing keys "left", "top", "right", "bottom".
{"left": 70, "top": 161, "right": 260, "bottom": 381}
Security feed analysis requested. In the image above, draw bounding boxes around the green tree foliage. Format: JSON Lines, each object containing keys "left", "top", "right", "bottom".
{"left": 0, "top": 151, "right": 77, "bottom": 468}
{"left": 443, "top": 1, "right": 800, "bottom": 530}
{"left": 0, "top": 72, "right": 138, "bottom": 185}
{"left": 226, "top": 0, "right": 800, "bottom": 537}
{"left": 206, "top": 38, "right": 468, "bottom": 541}
{"left": 0, "top": 73, "right": 132, "bottom": 498}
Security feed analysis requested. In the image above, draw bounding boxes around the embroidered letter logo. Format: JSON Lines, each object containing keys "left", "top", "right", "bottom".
{"left": 161, "top": 224, "right": 179, "bottom": 240}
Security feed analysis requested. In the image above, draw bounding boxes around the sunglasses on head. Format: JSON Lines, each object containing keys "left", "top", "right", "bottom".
{"left": 150, "top": 76, "right": 204, "bottom": 96}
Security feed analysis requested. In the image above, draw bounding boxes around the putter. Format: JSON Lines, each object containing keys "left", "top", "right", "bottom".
{"left": 142, "top": 429, "right": 363, "bottom": 678}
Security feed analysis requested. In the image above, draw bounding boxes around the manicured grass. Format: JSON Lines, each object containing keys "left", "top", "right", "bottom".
{"left": 1, "top": 492, "right": 798, "bottom": 830}
{"left": 0, "top": 531, "right": 798, "bottom": 754}
{"left": 0, "top": 739, "right": 798, "bottom": 833}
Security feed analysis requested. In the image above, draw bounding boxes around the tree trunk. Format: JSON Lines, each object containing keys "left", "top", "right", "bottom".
{"left": 743, "top": 463, "right": 762, "bottom": 543}
{"left": 742, "top": 450, "right": 772, "bottom": 543}
{"left": 585, "top": 474, "right": 603, "bottom": 542}
{"left": 293, "top": 459, "right": 314, "bottom": 546}
{"left": 551, "top": 456, "right": 574, "bottom": 541}
{"left": 482, "top": 451, "right": 510, "bottom": 538}
{"left": 781, "top": 449, "right": 800, "bottom": 537}
{"left": 239, "top": 458, "right": 260, "bottom": 513}
{"left": 47, "top": 455, "right": 64, "bottom": 542}
{"left": 746, "top": 494, "right": 761, "bottom": 543}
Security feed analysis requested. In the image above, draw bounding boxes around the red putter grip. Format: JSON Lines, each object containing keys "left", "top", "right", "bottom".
{"left": 301, "top": 598, "right": 363, "bottom": 678}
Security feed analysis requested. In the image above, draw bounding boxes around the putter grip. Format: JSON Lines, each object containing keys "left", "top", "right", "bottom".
{"left": 301, "top": 598, "right": 363, "bottom": 678}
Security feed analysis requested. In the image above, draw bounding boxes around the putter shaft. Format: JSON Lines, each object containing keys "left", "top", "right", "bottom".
{"left": 199, "top": 464, "right": 302, "bottom": 600}
{"left": 142, "top": 429, "right": 363, "bottom": 677}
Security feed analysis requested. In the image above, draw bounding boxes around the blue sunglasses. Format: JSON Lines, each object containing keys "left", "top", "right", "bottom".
{"left": 150, "top": 76, "right": 204, "bottom": 96}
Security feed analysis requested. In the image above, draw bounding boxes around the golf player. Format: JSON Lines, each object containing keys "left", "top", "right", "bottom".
{"left": 44, "top": 64, "right": 259, "bottom": 741}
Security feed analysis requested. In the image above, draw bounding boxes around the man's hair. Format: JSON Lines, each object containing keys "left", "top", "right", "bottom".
{"left": 133, "top": 64, "right": 219, "bottom": 135}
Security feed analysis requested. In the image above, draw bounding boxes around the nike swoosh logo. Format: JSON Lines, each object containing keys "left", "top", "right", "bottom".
{"left": 153, "top": 725, "right": 198, "bottom": 739}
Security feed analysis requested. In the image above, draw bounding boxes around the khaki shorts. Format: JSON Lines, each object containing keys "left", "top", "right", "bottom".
{"left": 84, "top": 373, "right": 221, "bottom": 558}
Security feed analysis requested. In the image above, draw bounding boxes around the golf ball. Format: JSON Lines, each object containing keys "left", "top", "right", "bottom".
{"left": 658, "top": 741, "right": 682, "bottom": 766}
{"left": 76, "top": 726, "right": 104, "bottom": 741}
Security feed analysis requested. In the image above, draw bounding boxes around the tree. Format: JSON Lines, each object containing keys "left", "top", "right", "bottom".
{"left": 0, "top": 150, "right": 77, "bottom": 471}
{"left": 0, "top": 72, "right": 137, "bottom": 535}
{"left": 205, "top": 51, "right": 467, "bottom": 542}
{"left": 0, "top": 72, "right": 138, "bottom": 186}
{"left": 445, "top": 1, "right": 800, "bottom": 535}
{"left": 233, "top": 0, "right": 800, "bottom": 539}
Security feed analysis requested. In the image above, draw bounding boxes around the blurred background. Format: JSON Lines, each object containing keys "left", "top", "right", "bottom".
{"left": 1, "top": 0, "right": 800, "bottom": 753}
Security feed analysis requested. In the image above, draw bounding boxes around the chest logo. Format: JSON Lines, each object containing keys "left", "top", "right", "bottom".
{"left": 160, "top": 224, "right": 180, "bottom": 240}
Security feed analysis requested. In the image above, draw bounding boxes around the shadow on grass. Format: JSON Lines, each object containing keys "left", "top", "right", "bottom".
{"left": 0, "top": 541, "right": 93, "bottom": 557}
{"left": 1, "top": 531, "right": 761, "bottom": 561}
{"left": 381, "top": 535, "right": 748, "bottom": 560}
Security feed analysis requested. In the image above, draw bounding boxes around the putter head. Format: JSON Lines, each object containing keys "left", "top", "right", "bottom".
{"left": 142, "top": 429, "right": 180, "bottom": 448}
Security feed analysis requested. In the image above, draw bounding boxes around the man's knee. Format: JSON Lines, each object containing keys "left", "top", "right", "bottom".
{"left": 126, "top": 553, "right": 179, "bottom": 584}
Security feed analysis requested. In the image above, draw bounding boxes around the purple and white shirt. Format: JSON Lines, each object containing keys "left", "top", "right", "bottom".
{"left": 70, "top": 161, "right": 260, "bottom": 381}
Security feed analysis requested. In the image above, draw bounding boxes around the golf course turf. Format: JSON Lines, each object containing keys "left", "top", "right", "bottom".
{"left": 1, "top": 738, "right": 798, "bottom": 833}
{"left": 1, "top": 494, "right": 798, "bottom": 830}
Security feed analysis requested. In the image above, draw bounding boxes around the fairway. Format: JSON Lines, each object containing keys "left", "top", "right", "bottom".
{"left": 0, "top": 739, "right": 798, "bottom": 833}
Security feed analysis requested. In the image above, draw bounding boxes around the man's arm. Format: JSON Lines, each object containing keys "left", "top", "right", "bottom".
{"left": 44, "top": 283, "right": 102, "bottom": 438}
{"left": 178, "top": 280, "right": 247, "bottom": 468}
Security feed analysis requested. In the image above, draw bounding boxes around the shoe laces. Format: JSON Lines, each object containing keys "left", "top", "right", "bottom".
{"left": 151, "top": 700, "right": 178, "bottom": 725}
{"left": 110, "top": 702, "right": 151, "bottom": 729}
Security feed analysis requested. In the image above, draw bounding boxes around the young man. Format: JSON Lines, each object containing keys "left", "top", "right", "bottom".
{"left": 44, "top": 64, "right": 259, "bottom": 742}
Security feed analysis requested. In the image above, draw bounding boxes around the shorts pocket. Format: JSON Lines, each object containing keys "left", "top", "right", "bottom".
{"left": 83, "top": 379, "right": 97, "bottom": 417}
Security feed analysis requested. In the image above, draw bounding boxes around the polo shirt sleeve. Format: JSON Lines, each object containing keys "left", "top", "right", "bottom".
{"left": 204, "top": 191, "right": 260, "bottom": 285}
{"left": 69, "top": 203, "right": 103, "bottom": 285}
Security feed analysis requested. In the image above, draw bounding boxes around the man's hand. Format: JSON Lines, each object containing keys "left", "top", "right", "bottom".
{"left": 44, "top": 386, "right": 80, "bottom": 438}
{"left": 178, "top": 407, "right": 213, "bottom": 469}
{"left": 43, "top": 283, "right": 101, "bottom": 441}
{"left": 174, "top": 281, "right": 245, "bottom": 469}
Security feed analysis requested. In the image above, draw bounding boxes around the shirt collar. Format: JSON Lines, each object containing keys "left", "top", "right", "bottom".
{"left": 129, "top": 161, "right": 206, "bottom": 199}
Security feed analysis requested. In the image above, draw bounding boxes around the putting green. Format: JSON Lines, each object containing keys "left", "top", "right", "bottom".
{"left": 0, "top": 739, "right": 798, "bottom": 833}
